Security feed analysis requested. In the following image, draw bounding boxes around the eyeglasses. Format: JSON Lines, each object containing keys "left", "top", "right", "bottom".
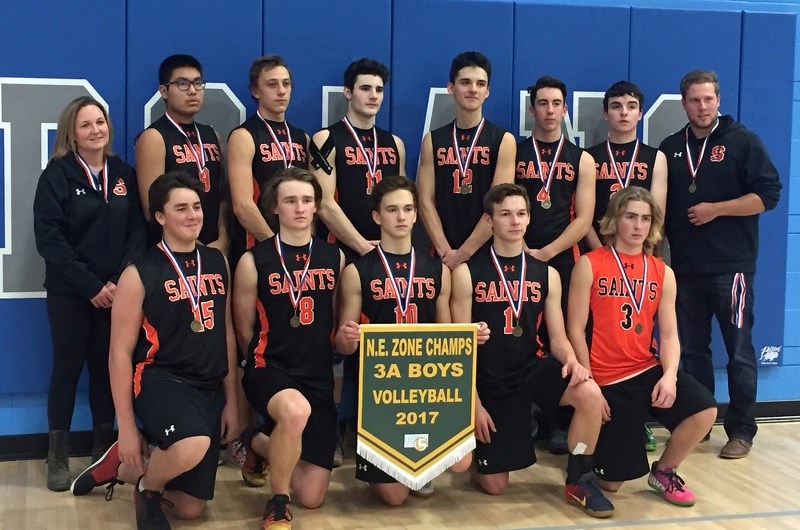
{"left": 164, "top": 78, "right": 206, "bottom": 91}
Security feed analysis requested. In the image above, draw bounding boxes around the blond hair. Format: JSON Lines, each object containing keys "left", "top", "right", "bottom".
{"left": 50, "top": 97, "right": 114, "bottom": 161}
{"left": 599, "top": 187, "right": 662, "bottom": 254}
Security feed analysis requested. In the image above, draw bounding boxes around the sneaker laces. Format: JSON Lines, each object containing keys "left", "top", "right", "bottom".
{"left": 656, "top": 468, "right": 687, "bottom": 493}
{"left": 104, "top": 479, "right": 122, "bottom": 501}
{"left": 265, "top": 498, "right": 293, "bottom": 523}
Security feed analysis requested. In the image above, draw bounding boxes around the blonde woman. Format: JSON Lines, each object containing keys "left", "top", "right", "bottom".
{"left": 33, "top": 96, "right": 146, "bottom": 491}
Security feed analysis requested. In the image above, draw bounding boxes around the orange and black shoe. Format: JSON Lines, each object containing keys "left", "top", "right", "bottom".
{"left": 241, "top": 428, "right": 268, "bottom": 487}
{"left": 262, "top": 493, "right": 293, "bottom": 530}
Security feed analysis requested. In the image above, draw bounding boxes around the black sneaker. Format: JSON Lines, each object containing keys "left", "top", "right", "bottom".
{"left": 262, "top": 493, "right": 293, "bottom": 529}
{"left": 564, "top": 473, "right": 615, "bottom": 518}
{"left": 133, "top": 477, "right": 172, "bottom": 530}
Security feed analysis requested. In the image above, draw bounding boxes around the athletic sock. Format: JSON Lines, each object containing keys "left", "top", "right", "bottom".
{"left": 566, "top": 453, "right": 594, "bottom": 484}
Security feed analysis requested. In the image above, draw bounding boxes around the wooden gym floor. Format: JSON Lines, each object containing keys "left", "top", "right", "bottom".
{"left": 1, "top": 422, "right": 798, "bottom": 529}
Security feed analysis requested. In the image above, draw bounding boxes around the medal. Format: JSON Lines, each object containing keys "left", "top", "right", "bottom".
{"left": 452, "top": 118, "right": 485, "bottom": 194}
{"left": 606, "top": 139, "right": 640, "bottom": 191}
{"left": 684, "top": 119, "right": 719, "bottom": 197}
{"left": 377, "top": 245, "right": 416, "bottom": 324}
{"left": 532, "top": 135, "right": 565, "bottom": 209}
{"left": 343, "top": 116, "right": 380, "bottom": 194}
{"left": 490, "top": 246, "right": 527, "bottom": 337}
{"left": 165, "top": 112, "right": 208, "bottom": 184}
{"left": 159, "top": 239, "right": 203, "bottom": 333}
{"left": 275, "top": 235, "right": 313, "bottom": 327}
{"left": 610, "top": 246, "right": 649, "bottom": 336}
{"left": 75, "top": 154, "right": 109, "bottom": 203}
{"left": 258, "top": 111, "right": 294, "bottom": 168}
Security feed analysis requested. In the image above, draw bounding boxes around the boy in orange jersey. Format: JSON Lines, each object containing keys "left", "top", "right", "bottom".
{"left": 567, "top": 186, "right": 716, "bottom": 507}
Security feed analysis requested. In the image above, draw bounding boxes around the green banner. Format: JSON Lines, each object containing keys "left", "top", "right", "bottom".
{"left": 357, "top": 323, "right": 476, "bottom": 489}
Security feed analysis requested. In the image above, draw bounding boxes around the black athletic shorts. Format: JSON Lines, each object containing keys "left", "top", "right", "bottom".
{"left": 593, "top": 365, "right": 717, "bottom": 481}
{"left": 243, "top": 366, "right": 336, "bottom": 470}
{"left": 475, "top": 357, "right": 568, "bottom": 475}
{"left": 134, "top": 375, "right": 224, "bottom": 500}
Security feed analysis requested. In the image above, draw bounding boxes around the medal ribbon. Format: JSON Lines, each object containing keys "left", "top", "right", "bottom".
{"left": 606, "top": 139, "right": 640, "bottom": 190}
{"left": 684, "top": 119, "right": 720, "bottom": 184}
{"left": 376, "top": 245, "right": 416, "bottom": 323}
{"left": 610, "top": 246, "right": 648, "bottom": 319}
{"left": 258, "top": 110, "right": 294, "bottom": 168}
{"left": 490, "top": 246, "right": 527, "bottom": 324}
{"left": 343, "top": 116, "right": 378, "bottom": 179}
{"left": 165, "top": 112, "right": 207, "bottom": 177}
{"left": 532, "top": 135, "right": 565, "bottom": 199}
{"left": 159, "top": 239, "right": 202, "bottom": 321}
{"left": 451, "top": 118, "right": 485, "bottom": 180}
{"left": 274, "top": 235, "right": 313, "bottom": 312}
{"left": 75, "top": 154, "right": 108, "bottom": 202}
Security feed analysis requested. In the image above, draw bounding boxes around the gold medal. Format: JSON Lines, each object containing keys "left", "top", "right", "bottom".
{"left": 542, "top": 199, "right": 552, "bottom": 210}
{"left": 190, "top": 319, "right": 204, "bottom": 333}
{"left": 634, "top": 323, "right": 643, "bottom": 334}
{"left": 290, "top": 315, "right": 301, "bottom": 328}
{"left": 688, "top": 182, "right": 697, "bottom": 193}
{"left": 460, "top": 185, "right": 470, "bottom": 194}
{"left": 512, "top": 325, "right": 523, "bottom": 337}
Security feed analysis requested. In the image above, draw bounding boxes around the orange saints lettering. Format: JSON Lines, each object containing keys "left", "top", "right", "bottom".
{"left": 164, "top": 273, "right": 226, "bottom": 302}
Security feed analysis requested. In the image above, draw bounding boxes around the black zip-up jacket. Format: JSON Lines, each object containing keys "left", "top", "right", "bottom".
{"left": 33, "top": 154, "right": 147, "bottom": 298}
{"left": 659, "top": 116, "right": 781, "bottom": 274}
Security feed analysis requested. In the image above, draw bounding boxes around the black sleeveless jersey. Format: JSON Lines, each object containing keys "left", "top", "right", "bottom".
{"left": 324, "top": 120, "right": 401, "bottom": 246}
{"left": 431, "top": 119, "right": 507, "bottom": 250}
{"left": 586, "top": 140, "right": 659, "bottom": 233}
{"left": 354, "top": 248, "right": 441, "bottom": 325}
{"left": 147, "top": 115, "right": 223, "bottom": 244}
{"left": 229, "top": 115, "right": 309, "bottom": 264}
{"left": 466, "top": 246, "right": 549, "bottom": 399}
{"left": 245, "top": 236, "right": 340, "bottom": 390}
{"left": 131, "top": 244, "right": 229, "bottom": 393}
{"left": 515, "top": 137, "right": 584, "bottom": 266}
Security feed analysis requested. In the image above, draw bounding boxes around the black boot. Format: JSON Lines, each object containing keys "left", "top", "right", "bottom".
{"left": 92, "top": 423, "right": 115, "bottom": 463}
{"left": 47, "top": 430, "right": 70, "bottom": 491}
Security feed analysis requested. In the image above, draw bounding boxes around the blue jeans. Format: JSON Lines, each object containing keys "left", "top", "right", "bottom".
{"left": 675, "top": 273, "right": 757, "bottom": 442}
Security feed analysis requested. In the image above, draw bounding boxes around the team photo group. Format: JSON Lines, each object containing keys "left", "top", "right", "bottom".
{"left": 33, "top": 49, "right": 781, "bottom": 529}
